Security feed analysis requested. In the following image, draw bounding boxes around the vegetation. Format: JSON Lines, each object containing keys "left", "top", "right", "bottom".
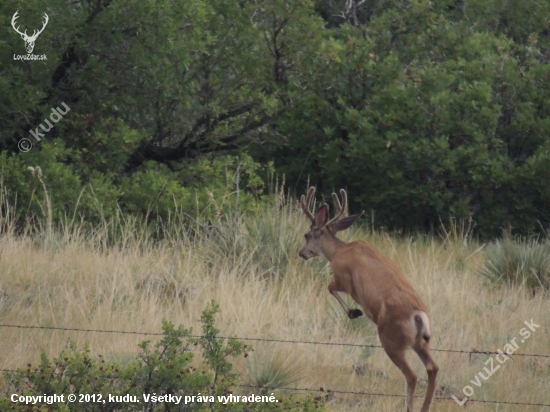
{"left": 1, "top": 0, "right": 549, "bottom": 237}
{"left": 479, "top": 238, "right": 550, "bottom": 291}
{"left": 0, "top": 196, "right": 548, "bottom": 411}
{"left": 1, "top": 0, "right": 550, "bottom": 409}
{"left": 1, "top": 302, "right": 320, "bottom": 411}
{"left": 244, "top": 345, "right": 303, "bottom": 395}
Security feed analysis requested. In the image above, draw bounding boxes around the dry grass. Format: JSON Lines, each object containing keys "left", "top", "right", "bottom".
{"left": 0, "top": 196, "right": 548, "bottom": 411}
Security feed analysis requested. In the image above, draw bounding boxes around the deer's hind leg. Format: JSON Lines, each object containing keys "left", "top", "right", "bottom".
{"left": 378, "top": 323, "right": 417, "bottom": 412}
{"left": 413, "top": 342, "right": 439, "bottom": 412}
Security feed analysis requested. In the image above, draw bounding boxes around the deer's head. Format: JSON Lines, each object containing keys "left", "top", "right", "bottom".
{"left": 12, "top": 11, "right": 49, "bottom": 54}
{"left": 299, "top": 187, "right": 362, "bottom": 261}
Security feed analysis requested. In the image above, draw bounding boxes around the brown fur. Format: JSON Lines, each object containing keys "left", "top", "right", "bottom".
{"left": 300, "top": 188, "right": 439, "bottom": 412}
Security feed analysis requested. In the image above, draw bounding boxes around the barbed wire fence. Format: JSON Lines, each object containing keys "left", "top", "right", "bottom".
{"left": 1, "top": 323, "right": 549, "bottom": 358}
{"left": 1, "top": 323, "right": 549, "bottom": 408}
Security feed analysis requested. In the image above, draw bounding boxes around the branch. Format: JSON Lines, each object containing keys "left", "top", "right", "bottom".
{"left": 180, "top": 102, "right": 256, "bottom": 145}
{"left": 123, "top": 108, "right": 284, "bottom": 173}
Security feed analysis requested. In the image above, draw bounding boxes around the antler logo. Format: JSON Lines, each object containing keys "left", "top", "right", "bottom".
{"left": 11, "top": 10, "right": 49, "bottom": 54}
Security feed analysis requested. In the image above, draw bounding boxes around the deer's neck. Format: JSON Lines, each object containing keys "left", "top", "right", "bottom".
{"left": 321, "top": 235, "right": 347, "bottom": 262}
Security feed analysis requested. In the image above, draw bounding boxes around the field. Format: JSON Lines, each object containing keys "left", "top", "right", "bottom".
{"left": 0, "top": 195, "right": 549, "bottom": 411}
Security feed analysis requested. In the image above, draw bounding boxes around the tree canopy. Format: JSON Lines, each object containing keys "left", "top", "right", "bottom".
{"left": 1, "top": 0, "right": 549, "bottom": 237}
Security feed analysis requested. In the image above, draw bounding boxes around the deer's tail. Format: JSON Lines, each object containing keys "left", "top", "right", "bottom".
{"left": 412, "top": 311, "right": 431, "bottom": 344}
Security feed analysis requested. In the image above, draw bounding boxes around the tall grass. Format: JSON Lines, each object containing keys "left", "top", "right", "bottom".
{"left": 0, "top": 190, "right": 549, "bottom": 411}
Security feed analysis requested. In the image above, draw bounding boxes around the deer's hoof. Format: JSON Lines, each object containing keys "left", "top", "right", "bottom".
{"left": 348, "top": 309, "right": 363, "bottom": 319}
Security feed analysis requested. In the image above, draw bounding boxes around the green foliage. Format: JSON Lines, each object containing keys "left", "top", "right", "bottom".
{"left": 0, "top": 149, "right": 272, "bottom": 231}
{"left": 1, "top": 0, "right": 316, "bottom": 230}
{"left": 264, "top": 0, "right": 550, "bottom": 238}
{"left": 191, "top": 301, "right": 244, "bottom": 394}
{"left": 1, "top": 302, "right": 322, "bottom": 411}
{"left": 1, "top": 0, "right": 549, "bottom": 238}
{"left": 479, "top": 238, "right": 550, "bottom": 290}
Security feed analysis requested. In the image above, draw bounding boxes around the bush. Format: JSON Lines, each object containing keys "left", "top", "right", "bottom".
{"left": 479, "top": 238, "right": 550, "bottom": 290}
{"left": 0, "top": 147, "right": 272, "bottom": 232}
{"left": 260, "top": 0, "right": 550, "bottom": 239}
{"left": 2, "top": 301, "right": 321, "bottom": 411}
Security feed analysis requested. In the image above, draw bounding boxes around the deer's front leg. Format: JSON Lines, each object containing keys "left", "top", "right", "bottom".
{"left": 328, "top": 280, "right": 363, "bottom": 319}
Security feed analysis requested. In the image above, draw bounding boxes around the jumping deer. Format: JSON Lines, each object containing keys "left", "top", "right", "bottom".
{"left": 299, "top": 187, "right": 439, "bottom": 412}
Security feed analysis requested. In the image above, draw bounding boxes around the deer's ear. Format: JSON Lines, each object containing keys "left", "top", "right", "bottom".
{"left": 330, "top": 213, "right": 363, "bottom": 232}
{"left": 314, "top": 204, "right": 329, "bottom": 229}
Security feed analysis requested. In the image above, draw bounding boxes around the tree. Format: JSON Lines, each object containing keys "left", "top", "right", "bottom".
{"left": 0, "top": 0, "right": 326, "bottom": 224}
{"left": 1, "top": 0, "right": 326, "bottom": 169}
{"left": 263, "top": 0, "right": 550, "bottom": 237}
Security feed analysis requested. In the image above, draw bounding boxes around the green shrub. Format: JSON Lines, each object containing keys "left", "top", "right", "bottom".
{"left": 479, "top": 238, "right": 550, "bottom": 290}
{"left": 0, "top": 148, "right": 272, "bottom": 233}
{"left": 1, "top": 301, "right": 321, "bottom": 411}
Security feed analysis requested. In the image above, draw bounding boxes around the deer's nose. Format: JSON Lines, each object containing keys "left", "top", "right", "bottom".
{"left": 299, "top": 250, "right": 308, "bottom": 260}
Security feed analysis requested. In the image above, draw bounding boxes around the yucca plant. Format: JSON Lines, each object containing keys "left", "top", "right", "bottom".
{"left": 243, "top": 346, "right": 303, "bottom": 394}
{"left": 479, "top": 238, "right": 550, "bottom": 290}
{"left": 244, "top": 200, "right": 304, "bottom": 278}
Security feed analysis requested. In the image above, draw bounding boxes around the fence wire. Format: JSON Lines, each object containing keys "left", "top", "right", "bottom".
{"left": 1, "top": 323, "right": 549, "bottom": 408}
{"left": 1, "top": 323, "right": 549, "bottom": 358}
{"left": 238, "top": 385, "right": 550, "bottom": 408}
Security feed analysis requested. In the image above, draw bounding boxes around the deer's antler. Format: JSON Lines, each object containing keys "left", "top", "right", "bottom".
{"left": 300, "top": 186, "right": 316, "bottom": 222}
{"left": 324, "top": 189, "right": 347, "bottom": 227}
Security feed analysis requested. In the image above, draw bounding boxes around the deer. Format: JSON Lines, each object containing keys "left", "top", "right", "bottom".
{"left": 299, "top": 187, "right": 439, "bottom": 412}
{"left": 11, "top": 10, "right": 49, "bottom": 54}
